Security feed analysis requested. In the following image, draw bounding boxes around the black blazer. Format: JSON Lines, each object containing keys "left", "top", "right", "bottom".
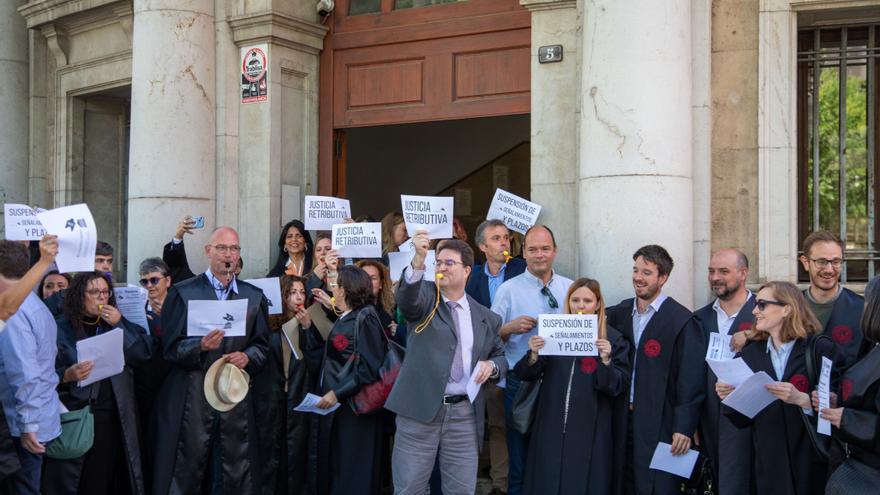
{"left": 465, "top": 257, "right": 526, "bottom": 308}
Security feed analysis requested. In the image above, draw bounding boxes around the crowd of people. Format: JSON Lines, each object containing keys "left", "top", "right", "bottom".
{"left": 0, "top": 212, "right": 878, "bottom": 495}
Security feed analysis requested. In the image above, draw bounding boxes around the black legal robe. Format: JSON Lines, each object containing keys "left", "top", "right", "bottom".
{"left": 606, "top": 296, "right": 706, "bottom": 495}
{"left": 694, "top": 296, "right": 755, "bottom": 495}
{"left": 834, "top": 342, "right": 880, "bottom": 471}
{"left": 151, "top": 274, "right": 270, "bottom": 495}
{"left": 723, "top": 337, "right": 839, "bottom": 495}
{"left": 513, "top": 326, "right": 632, "bottom": 495}
{"left": 251, "top": 320, "right": 318, "bottom": 495}
{"left": 810, "top": 287, "right": 865, "bottom": 368}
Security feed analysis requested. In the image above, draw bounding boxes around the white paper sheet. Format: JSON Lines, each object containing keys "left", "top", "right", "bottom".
{"left": 486, "top": 188, "right": 542, "bottom": 235}
{"left": 388, "top": 250, "right": 435, "bottom": 282}
{"left": 706, "top": 357, "right": 753, "bottom": 387}
{"left": 537, "top": 314, "right": 599, "bottom": 356}
{"left": 818, "top": 356, "right": 832, "bottom": 435}
{"left": 244, "top": 277, "right": 283, "bottom": 315}
{"left": 186, "top": 299, "right": 248, "bottom": 337}
{"left": 303, "top": 195, "right": 351, "bottom": 231}
{"left": 332, "top": 222, "right": 382, "bottom": 259}
{"left": 397, "top": 239, "right": 415, "bottom": 252}
{"left": 401, "top": 195, "right": 453, "bottom": 239}
{"left": 467, "top": 365, "right": 483, "bottom": 403}
{"left": 293, "top": 393, "right": 341, "bottom": 415}
{"left": 36, "top": 204, "right": 97, "bottom": 273}
{"left": 114, "top": 287, "right": 149, "bottom": 333}
{"left": 76, "top": 328, "right": 124, "bottom": 387}
{"left": 721, "top": 371, "right": 778, "bottom": 419}
{"left": 705, "top": 332, "right": 735, "bottom": 361}
{"left": 3, "top": 204, "right": 46, "bottom": 241}
{"left": 649, "top": 442, "right": 700, "bottom": 478}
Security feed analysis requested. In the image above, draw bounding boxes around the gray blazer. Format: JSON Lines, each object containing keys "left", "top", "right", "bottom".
{"left": 386, "top": 273, "right": 507, "bottom": 447}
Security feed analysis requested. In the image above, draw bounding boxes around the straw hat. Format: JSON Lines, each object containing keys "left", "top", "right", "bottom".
{"left": 204, "top": 358, "right": 250, "bottom": 412}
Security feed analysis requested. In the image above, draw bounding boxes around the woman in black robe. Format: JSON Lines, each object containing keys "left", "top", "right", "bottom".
{"left": 267, "top": 220, "right": 314, "bottom": 278}
{"left": 42, "top": 271, "right": 153, "bottom": 495}
{"left": 823, "top": 275, "right": 880, "bottom": 492}
{"left": 308, "top": 265, "right": 385, "bottom": 495}
{"left": 514, "top": 278, "right": 631, "bottom": 495}
{"left": 719, "top": 281, "right": 839, "bottom": 495}
{"left": 252, "top": 275, "right": 319, "bottom": 494}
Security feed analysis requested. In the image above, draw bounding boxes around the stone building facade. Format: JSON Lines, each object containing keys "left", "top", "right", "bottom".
{"left": 1, "top": 0, "right": 877, "bottom": 307}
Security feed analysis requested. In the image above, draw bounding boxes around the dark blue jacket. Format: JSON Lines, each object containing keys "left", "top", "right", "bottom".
{"left": 465, "top": 257, "right": 527, "bottom": 308}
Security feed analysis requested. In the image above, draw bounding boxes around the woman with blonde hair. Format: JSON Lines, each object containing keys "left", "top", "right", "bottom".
{"left": 380, "top": 212, "right": 407, "bottom": 256}
{"left": 514, "top": 278, "right": 631, "bottom": 494}
{"left": 718, "top": 281, "right": 839, "bottom": 495}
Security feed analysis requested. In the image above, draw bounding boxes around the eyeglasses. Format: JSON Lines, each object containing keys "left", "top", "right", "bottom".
{"left": 541, "top": 286, "right": 559, "bottom": 309}
{"left": 86, "top": 289, "right": 111, "bottom": 298}
{"left": 755, "top": 299, "right": 786, "bottom": 311}
{"left": 434, "top": 259, "right": 464, "bottom": 268}
{"left": 810, "top": 258, "right": 844, "bottom": 269}
{"left": 139, "top": 276, "right": 167, "bottom": 287}
{"left": 211, "top": 244, "right": 241, "bottom": 254}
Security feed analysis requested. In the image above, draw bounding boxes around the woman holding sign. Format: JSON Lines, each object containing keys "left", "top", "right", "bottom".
{"left": 514, "top": 278, "right": 632, "bottom": 494}
{"left": 268, "top": 220, "right": 314, "bottom": 277}
{"left": 718, "top": 281, "right": 839, "bottom": 495}
{"left": 43, "top": 271, "right": 153, "bottom": 495}
{"left": 253, "top": 275, "right": 317, "bottom": 494}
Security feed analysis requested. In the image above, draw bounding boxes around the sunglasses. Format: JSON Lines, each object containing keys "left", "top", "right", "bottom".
{"left": 541, "top": 286, "right": 559, "bottom": 309}
{"left": 755, "top": 299, "right": 786, "bottom": 311}
{"left": 139, "top": 276, "right": 167, "bottom": 287}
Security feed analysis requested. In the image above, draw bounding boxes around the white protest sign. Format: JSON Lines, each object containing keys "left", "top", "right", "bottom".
{"left": 244, "top": 277, "right": 283, "bottom": 315}
{"left": 114, "top": 287, "right": 149, "bottom": 332}
{"left": 401, "top": 195, "right": 453, "bottom": 239}
{"left": 304, "top": 196, "right": 351, "bottom": 231}
{"left": 818, "top": 356, "right": 833, "bottom": 436}
{"left": 36, "top": 204, "right": 97, "bottom": 273}
{"left": 186, "top": 299, "right": 248, "bottom": 337}
{"left": 332, "top": 222, "right": 382, "bottom": 259}
{"left": 388, "top": 250, "right": 435, "bottom": 282}
{"left": 486, "top": 189, "right": 541, "bottom": 235}
{"left": 3, "top": 204, "right": 47, "bottom": 241}
{"left": 537, "top": 314, "right": 598, "bottom": 356}
{"left": 76, "top": 328, "right": 124, "bottom": 387}
{"left": 705, "top": 332, "right": 735, "bottom": 361}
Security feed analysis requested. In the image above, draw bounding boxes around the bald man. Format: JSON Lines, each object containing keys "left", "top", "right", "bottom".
{"left": 152, "top": 227, "right": 269, "bottom": 495}
{"left": 693, "top": 248, "right": 754, "bottom": 495}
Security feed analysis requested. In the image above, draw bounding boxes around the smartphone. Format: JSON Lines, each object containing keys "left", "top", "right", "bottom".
{"left": 191, "top": 216, "right": 205, "bottom": 229}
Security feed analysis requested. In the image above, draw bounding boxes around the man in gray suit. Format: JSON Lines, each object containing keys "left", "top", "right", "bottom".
{"left": 388, "top": 231, "right": 507, "bottom": 495}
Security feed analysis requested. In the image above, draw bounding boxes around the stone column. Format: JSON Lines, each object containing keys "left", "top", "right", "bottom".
{"left": 0, "top": 0, "right": 29, "bottom": 217}
{"left": 127, "top": 0, "right": 216, "bottom": 281}
{"left": 579, "top": 0, "right": 694, "bottom": 305}
{"left": 521, "top": 0, "right": 580, "bottom": 279}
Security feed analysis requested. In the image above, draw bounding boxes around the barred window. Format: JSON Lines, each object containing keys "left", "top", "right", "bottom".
{"left": 798, "top": 25, "right": 880, "bottom": 282}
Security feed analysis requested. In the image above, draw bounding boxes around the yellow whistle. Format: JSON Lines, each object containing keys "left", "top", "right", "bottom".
{"left": 98, "top": 304, "right": 104, "bottom": 311}
{"left": 577, "top": 311, "right": 584, "bottom": 315}
{"left": 503, "top": 250, "right": 512, "bottom": 263}
{"left": 330, "top": 296, "right": 335, "bottom": 303}
{"left": 436, "top": 273, "right": 444, "bottom": 280}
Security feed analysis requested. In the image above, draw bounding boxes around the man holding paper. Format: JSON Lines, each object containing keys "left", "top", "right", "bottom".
{"left": 388, "top": 231, "right": 506, "bottom": 494}
{"left": 717, "top": 282, "right": 839, "bottom": 495}
{"left": 605, "top": 245, "right": 705, "bottom": 495}
{"left": 693, "top": 248, "right": 755, "bottom": 494}
{"left": 153, "top": 227, "right": 269, "bottom": 495}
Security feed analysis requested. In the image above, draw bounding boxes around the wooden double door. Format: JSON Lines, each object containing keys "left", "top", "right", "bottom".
{"left": 318, "top": 0, "right": 532, "bottom": 195}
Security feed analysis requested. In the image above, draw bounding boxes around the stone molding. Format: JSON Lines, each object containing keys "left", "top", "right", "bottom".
{"left": 519, "top": 0, "right": 577, "bottom": 12}
{"left": 19, "top": 0, "right": 126, "bottom": 29}
{"left": 791, "top": 0, "right": 880, "bottom": 11}
{"left": 227, "top": 12, "right": 327, "bottom": 54}
{"left": 40, "top": 23, "right": 68, "bottom": 66}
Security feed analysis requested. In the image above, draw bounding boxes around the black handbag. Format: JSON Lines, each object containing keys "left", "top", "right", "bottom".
{"left": 681, "top": 452, "right": 715, "bottom": 495}
{"left": 826, "top": 456, "right": 880, "bottom": 494}
{"left": 510, "top": 378, "right": 540, "bottom": 435}
{"left": 341, "top": 307, "right": 405, "bottom": 415}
